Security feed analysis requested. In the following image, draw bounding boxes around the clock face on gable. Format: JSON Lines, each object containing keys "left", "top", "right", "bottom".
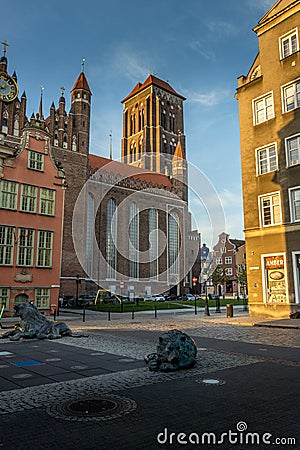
{"left": 0, "top": 72, "right": 18, "bottom": 102}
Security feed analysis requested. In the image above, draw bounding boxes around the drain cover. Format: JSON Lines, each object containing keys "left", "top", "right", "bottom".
{"left": 196, "top": 378, "right": 226, "bottom": 386}
{"left": 47, "top": 394, "right": 137, "bottom": 422}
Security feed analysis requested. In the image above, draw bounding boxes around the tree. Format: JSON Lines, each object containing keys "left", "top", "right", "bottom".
{"left": 211, "top": 265, "right": 230, "bottom": 294}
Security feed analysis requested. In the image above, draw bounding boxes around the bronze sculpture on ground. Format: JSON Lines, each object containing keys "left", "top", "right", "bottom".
{"left": 144, "top": 329, "right": 197, "bottom": 371}
{"left": 0, "top": 302, "right": 86, "bottom": 341}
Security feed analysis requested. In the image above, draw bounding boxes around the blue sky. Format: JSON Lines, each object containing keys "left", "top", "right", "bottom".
{"left": 2, "top": 0, "right": 275, "bottom": 247}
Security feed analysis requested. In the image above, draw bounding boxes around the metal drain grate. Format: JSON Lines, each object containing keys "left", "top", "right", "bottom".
{"left": 47, "top": 394, "right": 137, "bottom": 422}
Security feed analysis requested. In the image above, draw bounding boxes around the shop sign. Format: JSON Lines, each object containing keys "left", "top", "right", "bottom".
{"left": 264, "top": 255, "right": 286, "bottom": 303}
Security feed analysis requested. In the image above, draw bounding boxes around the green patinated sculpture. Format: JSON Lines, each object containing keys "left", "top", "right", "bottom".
{"left": 145, "top": 329, "right": 197, "bottom": 372}
{"left": 0, "top": 302, "right": 86, "bottom": 341}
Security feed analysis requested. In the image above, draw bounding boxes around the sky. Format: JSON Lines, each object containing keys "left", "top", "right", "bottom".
{"left": 2, "top": 0, "right": 276, "bottom": 248}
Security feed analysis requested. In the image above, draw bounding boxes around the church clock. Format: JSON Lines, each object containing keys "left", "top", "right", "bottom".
{"left": 0, "top": 72, "right": 18, "bottom": 102}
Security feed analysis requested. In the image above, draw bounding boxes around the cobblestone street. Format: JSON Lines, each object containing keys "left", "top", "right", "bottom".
{"left": 0, "top": 312, "right": 299, "bottom": 449}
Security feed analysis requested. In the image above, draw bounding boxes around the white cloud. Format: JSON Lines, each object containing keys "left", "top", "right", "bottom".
{"left": 189, "top": 41, "right": 216, "bottom": 62}
{"left": 218, "top": 188, "right": 242, "bottom": 209}
{"left": 111, "top": 48, "right": 151, "bottom": 83}
{"left": 183, "top": 88, "right": 230, "bottom": 106}
{"left": 205, "top": 19, "right": 237, "bottom": 39}
{"left": 246, "top": 0, "right": 274, "bottom": 11}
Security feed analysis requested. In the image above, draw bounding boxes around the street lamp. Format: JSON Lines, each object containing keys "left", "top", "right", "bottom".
{"left": 203, "top": 274, "right": 210, "bottom": 316}
{"left": 75, "top": 274, "right": 81, "bottom": 307}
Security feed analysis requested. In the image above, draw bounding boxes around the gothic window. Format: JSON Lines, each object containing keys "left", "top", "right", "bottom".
{"left": 130, "top": 113, "right": 136, "bottom": 135}
{"left": 106, "top": 198, "right": 117, "bottom": 278}
{"left": 170, "top": 112, "right": 175, "bottom": 133}
{"left": 130, "top": 142, "right": 136, "bottom": 162}
{"left": 124, "top": 111, "right": 128, "bottom": 137}
{"left": 72, "top": 135, "right": 77, "bottom": 151}
{"left": 86, "top": 193, "right": 94, "bottom": 276}
{"left": 13, "top": 115, "right": 19, "bottom": 137}
{"left": 140, "top": 108, "right": 145, "bottom": 129}
{"left": 149, "top": 208, "right": 158, "bottom": 279}
{"left": 168, "top": 210, "right": 179, "bottom": 276}
{"left": 138, "top": 138, "right": 143, "bottom": 155}
{"left": 129, "top": 202, "right": 139, "bottom": 279}
{"left": 54, "top": 132, "right": 58, "bottom": 147}
{"left": 161, "top": 108, "right": 166, "bottom": 129}
{"left": 63, "top": 134, "right": 68, "bottom": 149}
{"left": 2, "top": 111, "right": 8, "bottom": 134}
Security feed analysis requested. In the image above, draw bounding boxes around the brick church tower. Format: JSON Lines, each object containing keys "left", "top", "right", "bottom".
{"left": 49, "top": 66, "right": 92, "bottom": 288}
{"left": 121, "top": 75, "right": 187, "bottom": 190}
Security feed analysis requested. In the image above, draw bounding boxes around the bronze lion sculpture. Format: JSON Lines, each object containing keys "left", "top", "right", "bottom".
{"left": 0, "top": 302, "right": 86, "bottom": 341}
{"left": 144, "top": 329, "right": 197, "bottom": 371}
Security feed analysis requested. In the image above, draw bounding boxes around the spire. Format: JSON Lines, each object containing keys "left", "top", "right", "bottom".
{"left": 38, "top": 86, "right": 44, "bottom": 120}
{"left": 59, "top": 86, "right": 65, "bottom": 103}
{"left": 109, "top": 130, "right": 113, "bottom": 160}
{"left": 71, "top": 71, "right": 91, "bottom": 93}
{"left": 0, "top": 39, "right": 9, "bottom": 69}
{"left": 173, "top": 132, "right": 185, "bottom": 160}
{"left": 71, "top": 59, "right": 91, "bottom": 93}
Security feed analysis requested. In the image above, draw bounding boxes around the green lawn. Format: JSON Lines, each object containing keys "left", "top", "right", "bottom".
{"left": 83, "top": 297, "right": 245, "bottom": 313}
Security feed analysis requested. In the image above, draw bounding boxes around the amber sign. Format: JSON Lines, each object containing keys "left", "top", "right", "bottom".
{"left": 265, "top": 256, "right": 284, "bottom": 270}
{"left": 264, "top": 255, "right": 286, "bottom": 303}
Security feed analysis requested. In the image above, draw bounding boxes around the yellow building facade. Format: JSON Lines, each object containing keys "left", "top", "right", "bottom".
{"left": 236, "top": 0, "right": 300, "bottom": 317}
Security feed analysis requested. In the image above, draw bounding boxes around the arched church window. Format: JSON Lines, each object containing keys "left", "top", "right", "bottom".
{"left": 2, "top": 111, "right": 8, "bottom": 134}
{"left": 149, "top": 208, "right": 158, "bottom": 279}
{"left": 86, "top": 193, "right": 94, "bottom": 276}
{"left": 168, "top": 210, "right": 179, "bottom": 276}
{"left": 72, "top": 136, "right": 77, "bottom": 151}
{"left": 161, "top": 108, "right": 166, "bottom": 129}
{"left": 129, "top": 202, "right": 139, "bottom": 279}
{"left": 63, "top": 134, "right": 68, "bottom": 149}
{"left": 13, "top": 115, "right": 19, "bottom": 137}
{"left": 54, "top": 132, "right": 58, "bottom": 147}
{"left": 106, "top": 198, "right": 117, "bottom": 278}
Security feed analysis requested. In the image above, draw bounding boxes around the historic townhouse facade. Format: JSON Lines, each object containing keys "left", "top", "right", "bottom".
{"left": 0, "top": 51, "right": 66, "bottom": 314}
{"left": 212, "top": 233, "right": 245, "bottom": 297}
{"left": 236, "top": 0, "right": 300, "bottom": 317}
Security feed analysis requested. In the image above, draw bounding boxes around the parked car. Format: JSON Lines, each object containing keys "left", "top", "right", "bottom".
{"left": 179, "top": 294, "right": 195, "bottom": 301}
{"left": 152, "top": 294, "right": 165, "bottom": 302}
{"left": 208, "top": 293, "right": 219, "bottom": 300}
{"left": 78, "top": 294, "right": 96, "bottom": 306}
{"left": 164, "top": 293, "right": 178, "bottom": 301}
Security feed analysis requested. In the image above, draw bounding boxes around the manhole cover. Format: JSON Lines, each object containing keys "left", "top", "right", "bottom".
{"left": 12, "top": 373, "right": 33, "bottom": 379}
{"left": 196, "top": 378, "right": 226, "bottom": 386}
{"left": 47, "top": 395, "right": 137, "bottom": 422}
{"left": 45, "top": 358, "right": 61, "bottom": 362}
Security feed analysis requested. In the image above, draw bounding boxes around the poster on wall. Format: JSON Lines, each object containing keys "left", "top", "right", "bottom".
{"left": 264, "top": 255, "right": 287, "bottom": 303}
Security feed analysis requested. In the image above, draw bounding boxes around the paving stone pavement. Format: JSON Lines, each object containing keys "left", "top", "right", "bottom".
{"left": 0, "top": 312, "right": 299, "bottom": 450}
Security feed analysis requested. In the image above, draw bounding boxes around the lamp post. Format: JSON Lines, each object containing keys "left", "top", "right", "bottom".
{"left": 75, "top": 274, "right": 81, "bottom": 307}
{"left": 203, "top": 274, "right": 210, "bottom": 316}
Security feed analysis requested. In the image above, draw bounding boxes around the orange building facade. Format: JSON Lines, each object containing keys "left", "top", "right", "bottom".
{"left": 0, "top": 117, "right": 66, "bottom": 315}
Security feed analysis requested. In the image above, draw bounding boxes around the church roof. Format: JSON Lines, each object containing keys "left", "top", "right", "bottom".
{"left": 121, "top": 75, "right": 186, "bottom": 103}
{"left": 258, "top": 0, "right": 299, "bottom": 25}
{"left": 89, "top": 153, "right": 172, "bottom": 188}
{"left": 72, "top": 72, "right": 91, "bottom": 93}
